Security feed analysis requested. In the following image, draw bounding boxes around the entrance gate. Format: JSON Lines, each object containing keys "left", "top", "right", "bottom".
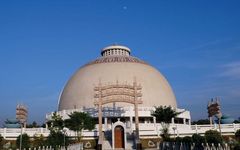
{"left": 94, "top": 78, "right": 142, "bottom": 149}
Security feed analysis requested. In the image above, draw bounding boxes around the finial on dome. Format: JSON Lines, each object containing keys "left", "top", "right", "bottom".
{"left": 101, "top": 44, "right": 131, "bottom": 57}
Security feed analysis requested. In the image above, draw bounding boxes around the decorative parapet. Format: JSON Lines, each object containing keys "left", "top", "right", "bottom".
{"left": 84, "top": 56, "right": 148, "bottom": 67}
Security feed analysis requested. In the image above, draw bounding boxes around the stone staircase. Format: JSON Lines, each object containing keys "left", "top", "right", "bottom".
{"left": 103, "top": 130, "right": 113, "bottom": 149}
{"left": 102, "top": 140, "right": 135, "bottom": 150}
{"left": 125, "top": 139, "right": 135, "bottom": 150}
{"left": 103, "top": 130, "right": 136, "bottom": 150}
{"left": 103, "top": 140, "right": 112, "bottom": 150}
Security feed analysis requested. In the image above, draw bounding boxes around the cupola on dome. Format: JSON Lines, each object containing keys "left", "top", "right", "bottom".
{"left": 101, "top": 45, "right": 131, "bottom": 56}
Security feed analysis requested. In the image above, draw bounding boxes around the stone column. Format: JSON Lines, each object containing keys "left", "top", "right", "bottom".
{"left": 130, "top": 116, "right": 133, "bottom": 130}
{"left": 171, "top": 118, "right": 175, "bottom": 124}
{"left": 104, "top": 117, "right": 108, "bottom": 130}
{"left": 45, "top": 122, "right": 48, "bottom": 129}
{"left": 133, "top": 80, "right": 142, "bottom": 150}
{"left": 97, "top": 83, "right": 103, "bottom": 150}
{"left": 3, "top": 128, "right": 6, "bottom": 138}
{"left": 195, "top": 124, "right": 198, "bottom": 134}
{"left": 134, "top": 102, "right": 140, "bottom": 141}
{"left": 98, "top": 104, "right": 103, "bottom": 144}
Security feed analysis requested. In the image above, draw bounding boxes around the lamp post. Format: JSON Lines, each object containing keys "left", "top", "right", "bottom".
{"left": 19, "top": 124, "right": 23, "bottom": 150}
{"left": 172, "top": 126, "right": 177, "bottom": 139}
{"left": 216, "top": 113, "right": 222, "bottom": 136}
{"left": 62, "top": 127, "right": 68, "bottom": 150}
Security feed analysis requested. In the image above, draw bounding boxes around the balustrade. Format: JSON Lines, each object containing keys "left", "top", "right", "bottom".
{"left": 1, "top": 123, "right": 239, "bottom": 139}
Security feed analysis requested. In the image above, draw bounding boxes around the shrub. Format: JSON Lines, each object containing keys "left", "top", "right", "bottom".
{"left": 175, "top": 137, "right": 183, "bottom": 143}
{"left": 162, "top": 136, "right": 171, "bottom": 142}
{"left": 205, "top": 130, "right": 223, "bottom": 146}
{"left": 192, "top": 134, "right": 205, "bottom": 150}
{"left": 192, "top": 133, "right": 205, "bottom": 143}
{"left": 182, "top": 136, "right": 192, "bottom": 144}
{"left": 234, "top": 143, "right": 240, "bottom": 150}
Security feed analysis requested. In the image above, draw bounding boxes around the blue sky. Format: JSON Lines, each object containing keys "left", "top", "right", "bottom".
{"left": 0, "top": 0, "right": 240, "bottom": 125}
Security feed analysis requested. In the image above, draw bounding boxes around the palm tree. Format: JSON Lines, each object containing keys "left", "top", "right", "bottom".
{"left": 151, "top": 106, "right": 180, "bottom": 140}
{"left": 64, "top": 111, "right": 95, "bottom": 142}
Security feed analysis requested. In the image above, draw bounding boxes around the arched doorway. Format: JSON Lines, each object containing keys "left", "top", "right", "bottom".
{"left": 114, "top": 125, "right": 124, "bottom": 148}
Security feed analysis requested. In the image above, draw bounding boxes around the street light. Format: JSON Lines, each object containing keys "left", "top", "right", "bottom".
{"left": 216, "top": 113, "right": 222, "bottom": 136}
{"left": 19, "top": 124, "right": 23, "bottom": 150}
{"left": 62, "top": 127, "right": 68, "bottom": 149}
{"left": 172, "top": 126, "right": 177, "bottom": 139}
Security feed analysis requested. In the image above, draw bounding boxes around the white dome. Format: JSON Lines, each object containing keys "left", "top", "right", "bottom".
{"left": 58, "top": 45, "right": 177, "bottom": 110}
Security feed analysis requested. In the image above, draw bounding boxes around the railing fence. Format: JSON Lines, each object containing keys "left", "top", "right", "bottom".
{"left": 15, "top": 143, "right": 83, "bottom": 150}
{"left": 159, "top": 142, "right": 230, "bottom": 150}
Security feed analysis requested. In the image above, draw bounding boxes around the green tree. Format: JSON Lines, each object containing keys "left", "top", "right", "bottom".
{"left": 46, "top": 112, "right": 66, "bottom": 148}
{"left": 41, "top": 123, "right": 47, "bottom": 128}
{"left": 27, "top": 121, "right": 40, "bottom": 128}
{"left": 46, "top": 131, "right": 67, "bottom": 148}
{"left": 0, "top": 134, "right": 4, "bottom": 149}
{"left": 16, "top": 133, "right": 30, "bottom": 149}
{"left": 151, "top": 106, "right": 180, "bottom": 140}
{"left": 64, "top": 112, "right": 95, "bottom": 142}
{"left": 192, "top": 119, "right": 210, "bottom": 125}
{"left": 205, "top": 130, "right": 223, "bottom": 146}
{"left": 233, "top": 120, "right": 240, "bottom": 123}
{"left": 235, "top": 129, "right": 240, "bottom": 141}
{"left": 47, "top": 112, "right": 64, "bottom": 133}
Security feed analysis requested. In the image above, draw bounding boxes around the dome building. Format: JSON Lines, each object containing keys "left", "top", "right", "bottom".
{"left": 47, "top": 45, "right": 191, "bottom": 149}
{"left": 59, "top": 45, "right": 177, "bottom": 110}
